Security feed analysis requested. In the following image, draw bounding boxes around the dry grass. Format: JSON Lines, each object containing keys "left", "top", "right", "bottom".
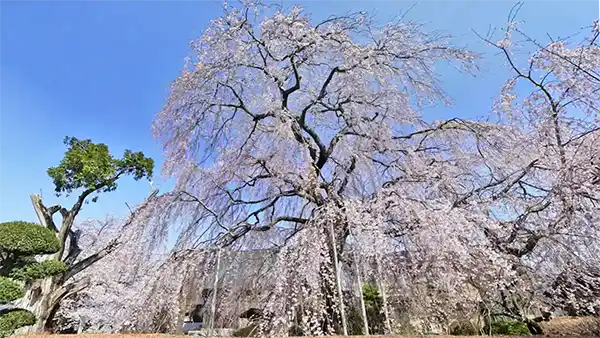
{"left": 14, "top": 336, "right": 600, "bottom": 338}
{"left": 15, "top": 317, "right": 600, "bottom": 338}
{"left": 13, "top": 335, "right": 182, "bottom": 338}
{"left": 10, "top": 334, "right": 548, "bottom": 338}
{"left": 12, "top": 336, "right": 538, "bottom": 338}
{"left": 541, "top": 316, "right": 600, "bottom": 336}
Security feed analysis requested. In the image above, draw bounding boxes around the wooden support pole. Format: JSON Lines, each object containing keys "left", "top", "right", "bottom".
{"left": 209, "top": 247, "right": 221, "bottom": 336}
{"left": 376, "top": 254, "right": 392, "bottom": 335}
{"left": 354, "top": 251, "right": 369, "bottom": 335}
{"left": 329, "top": 222, "right": 348, "bottom": 335}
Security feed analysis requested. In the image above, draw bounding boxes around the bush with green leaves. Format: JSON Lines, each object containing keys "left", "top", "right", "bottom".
{"left": 0, "top": 221, "right": 66, "bottom": 336}
{"left": 0, "top": 310, "right": 36, "bottom": 335}
{"left": 343, "top": 283, "right": 387, "bottom": 335}
{"left": 484, "top": 319, "right": 531, "bottom": 335}
{"left": 9, "top": 260, "right": 67, "bottom": 282}
{"left": 0, "top": 278, "right": 24, "bottom": 304}
{"left": 0, "top": 221, "right": 60, "bottom": 256}
{"left": 362, "top": 283, "right": 386, "bottom": 334}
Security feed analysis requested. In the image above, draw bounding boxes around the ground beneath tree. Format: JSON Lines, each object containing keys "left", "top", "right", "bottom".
{"left": 12, "top": 335, "right": 600, "bottom": 338}
{"left": 540, "top": 316, "right": 600, "bottom": 336}
{"left": 15, "top": 317, "right": 600, "bottom": 338}
{"left": 12, "top": 334, "right": 598, "bottom": 338}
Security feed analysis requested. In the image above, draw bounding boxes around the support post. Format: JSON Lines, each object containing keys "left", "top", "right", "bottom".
{"left": 329, "top": 222, "right": 348, "bottom": 335}
{"left": 354, "top": 251, "right": 369, "bottom": 335}
{"left": 376, "top": 254, "right": 392, "bottom": 335}
{"left": 209, "top": 247, "right": 221, "bottom": 336}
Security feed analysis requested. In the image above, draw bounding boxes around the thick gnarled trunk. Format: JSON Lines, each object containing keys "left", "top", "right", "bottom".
{"left": 15, "top": 278, "right": 58, "bottom": 333}
{"left": 17, "top": 194, "right": 84, "bottom": 333}
{"left": 314, "top": 220, "right": 348, "bottom": 336}
{"left": 14, "top": 275, "right": 92, "bottom": 333}
{"left": 19, "top": 190, "right": 157, "bottom": 333}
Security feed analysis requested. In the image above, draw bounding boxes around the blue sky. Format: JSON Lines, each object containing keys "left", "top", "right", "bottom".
{"left": 1, "top": 0, "right": 597, "bottom": 223}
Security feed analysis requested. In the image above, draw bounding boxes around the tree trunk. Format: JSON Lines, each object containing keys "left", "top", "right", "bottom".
{"left": 329, "top": 222, "right": 348, "bottom": 336}
{"left": 316, "top": 222, "right": 349, "bottom": 335}
{"left": 318, "top": 263, "right": 338, "bottom": 335}
{"left": 18, "top": 190, "right": 157, "bottom": 333}
{"left": 13, "top": 254, "right": 92, "bottom": 333}
{"left": 20, "top": 195, "right": 65, "bottom": 333}
{"left": 14, "top": 278, "right": 59, "bottom": 333}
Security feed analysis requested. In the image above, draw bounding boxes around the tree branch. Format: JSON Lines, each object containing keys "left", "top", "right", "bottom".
{"left": 62, "top": 230, "right": 83, "bottom": 267}
{"left": 30, "top": 194, "right": 59, "bottom": 233}
{"left": 62, "top": 239, "right": 120, "bottom": 282}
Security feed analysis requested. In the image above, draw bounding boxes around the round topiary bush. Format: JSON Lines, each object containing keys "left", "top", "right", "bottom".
{"left": 0, "top": 221, "right": 60, "bottom": 256}
{"left": 0, "top": 277, "right": 24, "bottom": 303}
{"left": 9, "top": 260, "right": 68, "bottom": 282}
{"left": 0, "top": 220, "right": 65, "bottom": 335}
{"left": 0, "top": 310, "right": 36, "bottom": 334}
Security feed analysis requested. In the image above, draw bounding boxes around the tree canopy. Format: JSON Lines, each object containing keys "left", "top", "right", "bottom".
{"left": 3, "top": 136, "right": 156, "bottom": 334}
{"left": 47, "top": 136, "right": 154, "bottom": 198}
{"left": 10, "top": 2, "right": 599, "bottom": 336}
{"left": 140, "top": 1, "right": 600, "bottom": 335}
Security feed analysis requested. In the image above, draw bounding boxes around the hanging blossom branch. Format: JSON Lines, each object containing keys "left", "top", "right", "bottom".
{"left": 93, "top": 0, "right": 600, "bottom": 336}
{"left": 150, "top": 0, "right": 484, "bottom": 254}
{"left": 444, "top": 5, "right": 600, "bottom": 328}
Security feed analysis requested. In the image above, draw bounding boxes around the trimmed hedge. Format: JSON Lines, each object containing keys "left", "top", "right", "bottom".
{"left": 0, "top": 310, "right": 36, "bottom": 334}
{"left": 10, "top": 259, "right": 67, "bottom": 282}
{"left": 0, "top": 221, "right": 60, "bottom": 256}
{"left": 0, "top": 221, "right": 63, "bottom": 335}
{"left": 0, "top": 277, "right": 23, "bottom": 303}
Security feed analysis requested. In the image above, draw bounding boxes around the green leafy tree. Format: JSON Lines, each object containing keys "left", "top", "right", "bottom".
{"left": 12, "top": 136, "right": 155, "bottom": 333}
{"left": 0, "top": 221, "right": 66, "bottom": 337}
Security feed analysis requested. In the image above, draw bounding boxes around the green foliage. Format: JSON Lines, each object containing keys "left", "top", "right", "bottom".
{"left": 485, "top": 320, "right": 531, "bottom": 335}
{"left": 0, "top": 137, "right": 154, "bottom": 334}
{"left": 362, "top": 283, "right": 385, "bottom": 334}
{"left": 363, "top": 283, "right": 383, "bottom": 309}
{"left": 0, "top": 221, "right": 65, "bottom": 333}
{"left": 47, "top": 136, "right": 154, "bottom": 198}
{"left": 0, "top": 221, "right": 60, "bottom": 256}
{"left": 0, "top": 277, "right": 23, "bottom": 303}
{"left": 0, "top": 310, "right": 36, "bottom": 335}
{"left": 9, "top": 260, "right": 67, "bottom": 282}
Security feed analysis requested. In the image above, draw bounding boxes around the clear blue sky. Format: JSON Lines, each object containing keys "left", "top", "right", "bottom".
{"left": 1, "top": 1, "right": 597, "bottom": 223}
